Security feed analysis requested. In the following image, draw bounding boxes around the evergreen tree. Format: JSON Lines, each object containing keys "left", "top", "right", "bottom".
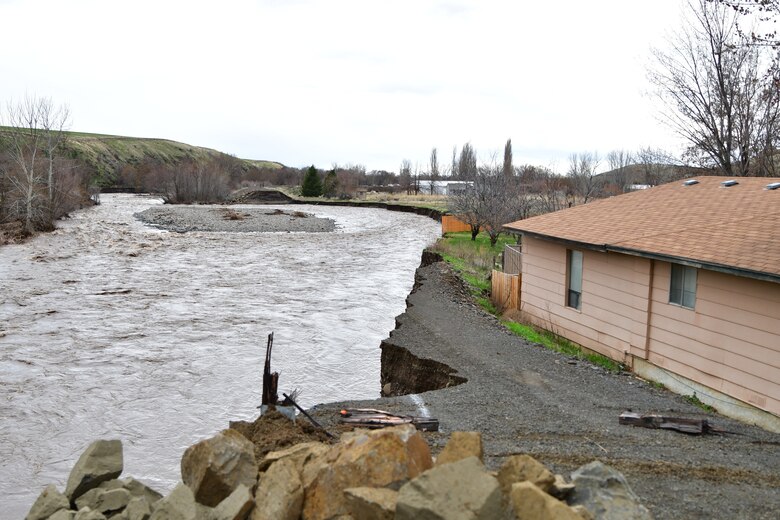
{"left": 301, "top": 165, "right": 323, "bottom": 197}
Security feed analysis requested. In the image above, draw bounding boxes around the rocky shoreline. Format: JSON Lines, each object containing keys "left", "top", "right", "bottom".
{"left": 26, "top": 417, "right": 651, "bottom": 520}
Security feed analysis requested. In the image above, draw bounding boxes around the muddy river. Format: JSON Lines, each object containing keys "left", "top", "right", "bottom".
{"left": 0, "top": 194, "right": 440, "bottom": 516}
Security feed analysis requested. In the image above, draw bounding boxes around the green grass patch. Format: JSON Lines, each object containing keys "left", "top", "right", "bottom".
{"left": 501, "top": 319, "right": 623, "bottom": 373}
{"left": 432, "top": 232, "right": 506, "bottom": 302}
{"left": 684, "top": 393, "right": 717, "bottom": 413}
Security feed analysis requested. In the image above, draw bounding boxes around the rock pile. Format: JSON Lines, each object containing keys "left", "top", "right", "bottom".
{"left": 27, "top": 422, "right": 652, "bottom": 519}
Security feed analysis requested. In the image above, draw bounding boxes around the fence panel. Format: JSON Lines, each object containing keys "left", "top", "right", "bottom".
{"left": 503, "top": 245, "right": 522, "bottom": 275}
{"left": 441, "top": 215, "right": 472, "bottom": 234}
{"left": 491, "top": 270, "right": 521, "bottom": 311}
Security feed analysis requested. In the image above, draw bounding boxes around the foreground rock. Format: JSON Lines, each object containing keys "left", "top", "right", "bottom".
{"left": 181, "top": 429, "right": 259, "bottom": 507}
{"left": 396, "top": 456, "right": 504, "bottom": 519}
{"left": 302, "top": 423, "right": 433, "bottom": 519}
{"left": 65, "top": 440, "right": 123, "bottom": 501}
{"left": 569, "top": 461, "right": 653, "bottom": 520}
{"left": 28, "top": 413, "right": 652, "bottom": 520}
{"left": 26, "top": 485, "right": 70, "bottom": 520}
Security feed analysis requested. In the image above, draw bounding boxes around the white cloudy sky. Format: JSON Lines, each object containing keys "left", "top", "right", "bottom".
{"left": 0, "top": 0, "right": 686, "bottom": 172}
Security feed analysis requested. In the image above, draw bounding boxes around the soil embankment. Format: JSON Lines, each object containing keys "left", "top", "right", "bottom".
{"left": 311, "top": 256, "right": 780, "bottom": 520}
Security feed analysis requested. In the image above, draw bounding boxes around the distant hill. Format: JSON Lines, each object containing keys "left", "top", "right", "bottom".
{"left": 0, "top": 127, "right": 283, "bottom": 186}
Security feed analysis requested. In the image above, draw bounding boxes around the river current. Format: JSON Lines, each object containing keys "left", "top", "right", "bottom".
{"left": 0, "top": 194, "right": 440, "bottom": 516}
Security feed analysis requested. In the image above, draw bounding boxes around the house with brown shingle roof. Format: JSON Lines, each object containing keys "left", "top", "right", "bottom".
{"left": 504, "top": 176, "right": 780, "bottom": 430}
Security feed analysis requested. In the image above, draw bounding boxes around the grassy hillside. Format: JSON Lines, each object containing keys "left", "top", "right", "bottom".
{"left": 0, "top": 127, "right": 283, "bottom": 186}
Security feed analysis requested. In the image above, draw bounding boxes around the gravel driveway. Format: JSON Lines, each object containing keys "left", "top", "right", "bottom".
{"left": 311, "top": 260, "right": 780, "bottom": 520}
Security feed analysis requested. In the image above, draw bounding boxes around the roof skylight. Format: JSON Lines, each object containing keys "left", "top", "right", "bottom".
{"left": 766, "top": 182, "right": 780, "bottom": 191}
{"left": 720, "top": 180, "right": 739, "bottom": 187}
{"left": 683, "top": 179, "right": 699, "bottom": 186}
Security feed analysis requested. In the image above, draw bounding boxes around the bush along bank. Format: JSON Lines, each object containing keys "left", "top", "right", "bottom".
{"left": 26, "top": 411, "right": 652, "bottom": 520}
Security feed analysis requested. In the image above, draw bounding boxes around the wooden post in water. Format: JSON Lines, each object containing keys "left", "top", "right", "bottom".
{"left": 262, "top": 332, "right": 279, "bottom": 406}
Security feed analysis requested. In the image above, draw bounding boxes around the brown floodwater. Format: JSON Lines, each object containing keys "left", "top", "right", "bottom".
{"left": 0, "top": 194, "right": 440, "bottom": 517}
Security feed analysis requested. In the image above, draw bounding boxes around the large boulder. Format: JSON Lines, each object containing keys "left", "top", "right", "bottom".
{"left": 65, "top": 440, "right": 124, "bottom": 501}
{"left": 434, "top": 431, "right": 483, "bottom": 466}
{"left": 121, "top": 497, "right": 153, "bottom": 520}
{"left": 181, "top": 429, "right": 259, "bottom": 507}
{"left": 252, "top": 458, "right": 304, "bottom": 520}
{"left": 302, "top": 424, "right": 433, "bottom": 520}
{"left": 214, "top": 484, "right": 254, "bottom": 520}
{"left": 74, "top": 508, "right": 107, "bottom": 520}
{"left": 26, "top": 484, "right": 70, "bottom": 520}
{"left": 569, "top": 461, "right": 653, "bottom": 520}
{"left": 509, "top": 481, "right": 582, "bottom": 520}
{"left": 344, "top": 487, "right": 398, "bottom": 520}
{"left": 395, "top": 456, "right": 505, "bottom": 520}
{"left": 48, "top": 510, "right": 76, "bottom": 520}
{"left": 74, "top": 487, "right": 131, "bottom": 516}
{"left": 149, "top": 483, "right": 202, "bottom": 520}
{"left": 99, "top": 477, "right": 163, "bottom": 505}
{"left": 497, "top": 454, "right": 555, "bottom": 495}
{"left": 259, "top": 442, "right": 329, "bottom": 473}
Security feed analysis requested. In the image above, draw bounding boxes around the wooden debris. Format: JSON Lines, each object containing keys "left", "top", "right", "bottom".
{"left": 340, "top": 408, "right": 439, "bottom": 432}
{"left": 262, "top": 332, "right": 279, "bottom": 406}
{"left": 619, "top": 411, "right": 715, "bottom": 434}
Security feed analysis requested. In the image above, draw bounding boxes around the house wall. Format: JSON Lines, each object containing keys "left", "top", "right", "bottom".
{"left": 647, "top": 263, "right": 780, "bottom": 416}
{"left": 520, "top": 236, "right": 652, "bottom": 363}
{"left": 519, "top": 235, "right": 780, "bottom": 418}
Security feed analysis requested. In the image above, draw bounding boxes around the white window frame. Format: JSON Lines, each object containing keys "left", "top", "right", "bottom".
{"left": 567, "top": 249, "right": 583, "bottom": 310}
{"left": 669, "top": 263, "right": 697, "bottom": 309}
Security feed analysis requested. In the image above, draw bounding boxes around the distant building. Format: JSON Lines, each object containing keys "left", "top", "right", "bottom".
{"left": 504, "top": 177, "right": 780, "bottom": 431}
{"left": 417, "top": 180, "right": 473, "bottom": 196}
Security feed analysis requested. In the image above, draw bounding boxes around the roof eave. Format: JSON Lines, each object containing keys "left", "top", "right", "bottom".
{"left": 510, "top": 229, "right": 780, "bottom": 285}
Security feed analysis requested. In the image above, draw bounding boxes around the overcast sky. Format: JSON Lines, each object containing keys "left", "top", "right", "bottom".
{"left": 0, "top": 0, "right": 686, "bottom": 172}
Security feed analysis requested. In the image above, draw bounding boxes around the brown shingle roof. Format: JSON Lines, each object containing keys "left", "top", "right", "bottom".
{"left": 504, "top": 176, "right": 780, "bottom": 281}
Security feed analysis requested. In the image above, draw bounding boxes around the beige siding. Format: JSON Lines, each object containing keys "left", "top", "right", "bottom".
{"left": 519, "top": 235, "right": 780, "bottom": 417}
{"left": 647, "top": 263, "right": 780, "bottom": 415}
{"left": 519, "top": 236, "right": 651, "bottom": 362}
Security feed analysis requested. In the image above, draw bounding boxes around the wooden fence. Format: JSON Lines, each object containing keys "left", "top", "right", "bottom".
{"left": 491, "top": 270, "right": 521, "bottom": 311}
{"left": 503, "top": 245, "right": 522, "bottom": 275}
{"left": 441, "top": 215, "right": 472, "bottom": 234}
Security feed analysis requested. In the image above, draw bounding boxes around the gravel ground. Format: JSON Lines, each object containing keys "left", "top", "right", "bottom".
{"left": 310, "top": 261, "right": 780, "bottom": 520}
{"left": 134, "top": 206, "right": 335, "bottom": 233}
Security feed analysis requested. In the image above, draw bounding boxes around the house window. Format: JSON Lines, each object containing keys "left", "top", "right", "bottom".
{"left": 567, "top": 250, "right": 583, "bottom": 310}
{"left": 669, "top": 263, "right": 697, "bottom": 309}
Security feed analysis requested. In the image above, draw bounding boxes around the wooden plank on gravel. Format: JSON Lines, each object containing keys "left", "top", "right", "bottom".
{"left": 619, "top": 412, "right": 708, "bottom": 434}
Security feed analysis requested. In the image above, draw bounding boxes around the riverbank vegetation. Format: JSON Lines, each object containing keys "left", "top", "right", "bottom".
{"left": 432, "top": 231, "right": 624, "bottom": 373}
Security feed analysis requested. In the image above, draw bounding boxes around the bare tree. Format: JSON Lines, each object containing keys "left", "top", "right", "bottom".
{"left": 428, "top": 148, "right": 440, "bottom": 195}
{"left": 606, "top": 150, "right": 633, "bottom": 193}
{"left": 478, "top": 163, "right": 529, "bottom": 246}
{"left": 706, "top": 0, "right": 778, "bottom": 46}
{"left": 533, "top": 168, "right": 569, "bottom": 214}
{"left": 567, "top": 152, "right": 601, "bottom": 204}
{"left": 649, "top": 0, "right": 779, "bottom": 176}
{"left": 399, "top": 159, "right": 412, "bottom": 194}
{"left": 503, "top": 138, "right": 513, "bottom": 177}
{"left": 39, "top": 100, "right": 71, "bottom": 218}
{"left": 3, "top": 96, "right": 46, "bottom": 233}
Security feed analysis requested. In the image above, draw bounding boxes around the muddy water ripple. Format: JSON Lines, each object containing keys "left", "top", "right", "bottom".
{"left": 0, "top": 194, "right": 440, "bottom": 516}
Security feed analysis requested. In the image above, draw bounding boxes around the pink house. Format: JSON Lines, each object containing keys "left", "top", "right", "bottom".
{"left": 504, "top": 177, "right": 780, "bottom": 431}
